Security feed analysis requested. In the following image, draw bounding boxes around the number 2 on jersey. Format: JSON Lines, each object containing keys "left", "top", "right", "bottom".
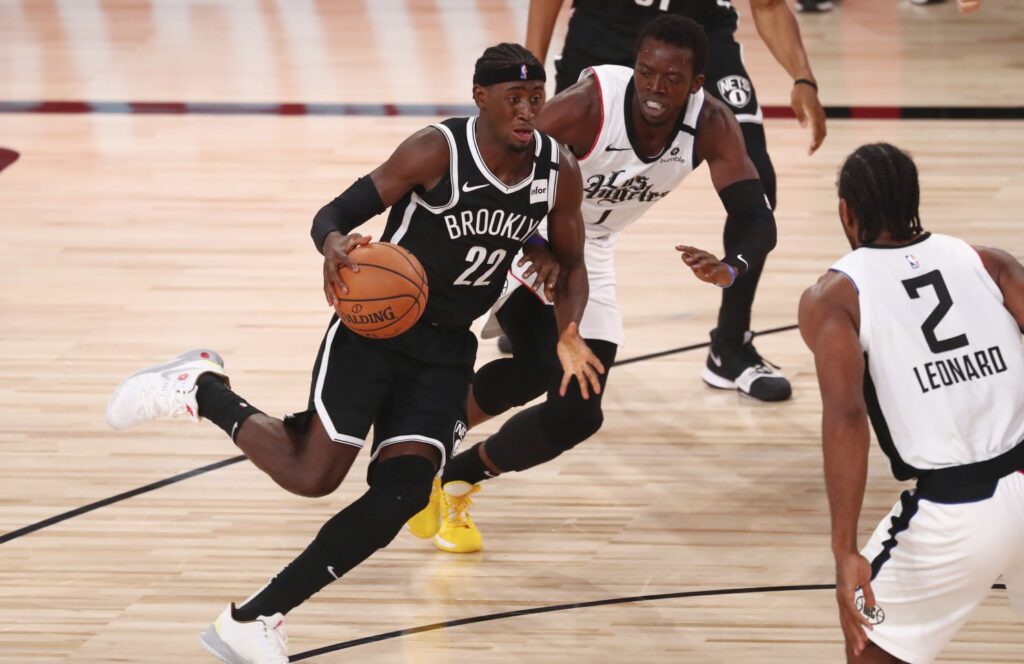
{"left": 901, "top": 270, "right": 970, "bottom": 354}
{"left": 454, "top": 246, "right": 507, "bottom": 287}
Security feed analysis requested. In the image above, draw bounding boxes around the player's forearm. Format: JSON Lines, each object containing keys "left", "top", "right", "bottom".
{"left": 525, "top": 0, "right": 564, "bottom": 63}
{"left": 720, "top": 179, "right": 777, "bottom": 276}
{"left": 552, "top": 261, "right": 589, "bottom": 335}
{"left": 823, "top": 409, "right": 871, "bottom": 559}
{"left": 311, "top": 176, "right": 385, "bottom": 253}
{"left": 750, "top": 0, "right": 815, "bottom": 82}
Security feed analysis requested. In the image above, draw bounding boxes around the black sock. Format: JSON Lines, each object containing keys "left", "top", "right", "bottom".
{"left": 442, "top": 443, "right": 494, "bottom": 484}
{"left": 234, "top": 456, "right": 434, "bottom": 620}
{"left": 233, "top": 539, "right": 335, "bottom": 621}
{"left": 195, "top": 373, "right": 263, "bottom": 442}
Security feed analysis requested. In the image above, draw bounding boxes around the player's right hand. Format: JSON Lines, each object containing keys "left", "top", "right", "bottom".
{"left": 322, "top": 232, "right": 372, "bottom": 305}
{"left": 555, "top": 322, "right": 605, "bottom": 399}
{"left": 520, "top": 241, "right": 560, "bottom": 301}
{"left": 834, "top": 552, "right": 875, "bottom": 657}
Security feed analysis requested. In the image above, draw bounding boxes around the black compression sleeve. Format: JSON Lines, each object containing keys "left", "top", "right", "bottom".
{"left": 310, "top": 175, "right": 386, "bottom": 252}
{"left": 718, "top": 178, "right": 777, "bottom": 276}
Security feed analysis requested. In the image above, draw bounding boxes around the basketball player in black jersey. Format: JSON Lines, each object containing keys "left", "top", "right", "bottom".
{"left": 521, "top": 0, "right": 827, "bottom": 402}
{"left": 410, "top": 16, "right": 779, "bottom": 554}
{"left": 105, "top": 44, "right": 603, "bottom": 663}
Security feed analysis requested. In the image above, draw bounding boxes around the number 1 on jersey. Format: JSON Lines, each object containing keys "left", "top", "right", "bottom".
{"left": 454, "top": 246, "right": 507, "bottom": 287}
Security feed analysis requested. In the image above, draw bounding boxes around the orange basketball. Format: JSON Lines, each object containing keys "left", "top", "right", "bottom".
{"left": 333, "top": 242, "right": 428, "bottom": 339}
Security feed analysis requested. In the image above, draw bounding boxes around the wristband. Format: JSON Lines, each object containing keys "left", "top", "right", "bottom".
{"left": 794, "top": 78, "right": 818, "bottom": 92}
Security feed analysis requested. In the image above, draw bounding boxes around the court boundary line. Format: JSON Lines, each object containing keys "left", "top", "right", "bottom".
{"left": 291, "top": 582, "right": 1010, "bottom": 659}
{"left": 0, "top": 455, "right": 246, "bottom": 545}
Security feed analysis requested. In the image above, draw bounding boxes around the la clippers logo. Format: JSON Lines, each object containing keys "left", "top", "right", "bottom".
{"left": 856, "top": 596, "right": 886, "bottom": 625}
{"left": 453, "top": 420, "right": 468, "bottom": 452}
{"left": 717, "top": 75, "right": 752, "bottom": 109}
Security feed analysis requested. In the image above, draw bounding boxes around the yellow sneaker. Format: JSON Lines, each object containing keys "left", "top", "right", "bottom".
{"left": 433, "top": 481, "right": 483, "bottom": 553}
{"left": 407, "top": 477, "right": 442, "bottom": 539}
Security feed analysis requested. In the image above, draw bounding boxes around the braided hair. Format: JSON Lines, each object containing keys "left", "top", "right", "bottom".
{"left": 838, "top": 143, "right": 923, "bottom": 245}
{"left": 474, "top": 43, "right": 543, "bottom": 82}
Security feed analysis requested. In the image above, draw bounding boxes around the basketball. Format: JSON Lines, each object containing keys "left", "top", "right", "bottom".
{"left": 333, "top": 242, "right": 429, "bottom": 339}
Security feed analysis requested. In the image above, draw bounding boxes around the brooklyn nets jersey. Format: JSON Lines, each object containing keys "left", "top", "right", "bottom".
{"left": 552, "top": 64, "right": 703, "bottom": 246}
{"left": 831, "top": 233, "right": 1024, "bottom": 478}
{"left": 382, "top": 117, "right": 559, "bottom": 329}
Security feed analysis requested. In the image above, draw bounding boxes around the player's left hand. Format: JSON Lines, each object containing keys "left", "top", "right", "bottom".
{"left": 834, "top": 552, "right": 875, "bottom": 657}
{"left": 792, "top": 82, "right": 827, "bottom": 155}
{"left": 520, "top": 241, "right": 560, "bottom": 301}
{"left": 555, "top": 322, "right": 605, "bottom": 399}
{"left": 675, "top": 245, "right": 736, "bottom": 287}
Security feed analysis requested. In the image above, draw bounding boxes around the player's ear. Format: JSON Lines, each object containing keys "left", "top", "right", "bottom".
{"left": 690, "top": 74, "right": 705, "bottom": 94}
{"left": 839, "top": 198, "right": 857, "bottom": 237}
{"left": 472, "top": 84, "right": 487, "bottom": 110}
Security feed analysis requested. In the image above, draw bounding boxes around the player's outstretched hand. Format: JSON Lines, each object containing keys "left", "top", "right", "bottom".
{"left": 675, "top": 245, "right": 736, "bottom": 287}
{"left": 556, "top": 322, "right": 606, "bottom": 399}
{"left": 958, "top": 0, "right": 981, "bottom": 12}
{"left": 835, "top": 552, "right": 875, "bottom": 657}
{"left": 520, "top": 240, "right": 560, "bottom": 302}
{"left": 792, "top": 83, "right": 827, "bottom": 155}
{"left": 322, "top": 233, "right": 372, "bottom": 305}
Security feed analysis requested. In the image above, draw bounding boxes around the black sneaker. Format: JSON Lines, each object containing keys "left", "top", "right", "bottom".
{"left": 496, "top": 334, "right": 513, "bottom": 354}
{"left": 702, "top": 329, "right": 792, "bottom": 402}
{"left": 796, "top": 0, "right": 835, "bottom": 11}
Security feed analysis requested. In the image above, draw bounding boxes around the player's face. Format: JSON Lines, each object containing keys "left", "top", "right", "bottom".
{"left": 475, "top": 81, "right": 546, "bottom": 152}
{"left": 633, "top": 39, "right": 705, "bottom": 127}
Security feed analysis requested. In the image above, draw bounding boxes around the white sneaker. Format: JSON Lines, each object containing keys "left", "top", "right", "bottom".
{"left": 106, "top": 349, "right": 227, "bottom": 430}
{"left": 199, "top": 604, "right": 288, "bottom": 664}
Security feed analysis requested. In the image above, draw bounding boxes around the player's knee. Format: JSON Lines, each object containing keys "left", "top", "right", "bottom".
{"left": 358, "top": 455, "right": 435, "bottom": 547}
{"left": 543, "top": 401, "right": 604, "bottom": 451}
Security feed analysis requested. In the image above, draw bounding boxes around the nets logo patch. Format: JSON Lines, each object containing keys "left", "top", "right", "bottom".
{"left": 856, "top": 596, "right": 886, "bottom": 625}
{"left": 453, "top": 420, "right": 468, "bottom": 452}
{"left": 530, "top": 180, "right": 548, "bottom": 204}
{"left": 717, "top": 75, "right": 753, "bottom": 109}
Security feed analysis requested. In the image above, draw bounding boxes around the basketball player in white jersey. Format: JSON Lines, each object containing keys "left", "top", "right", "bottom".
{"left": 407, "top": 16, "right": 779, "bottom": 553}
{"left": 800, "top": 143, "right": 1024, "bottom": 663}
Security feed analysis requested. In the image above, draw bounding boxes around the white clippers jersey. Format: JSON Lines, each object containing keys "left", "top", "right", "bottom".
{"left": 831, "top": 233, "right": 1024, "bottom": 478}
{"left": 564, "top": 64, "right": 703, "bottom": 243}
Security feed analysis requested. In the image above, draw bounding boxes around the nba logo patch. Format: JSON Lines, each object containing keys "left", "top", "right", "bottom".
{"left": 520, "top": 64, "right": 528, "bottom": 80}
{"left": 906, "top": 254, "right": 920, "bottom": 269}
{"left": 530, "top": 180, "right": 548, "bottom": 204}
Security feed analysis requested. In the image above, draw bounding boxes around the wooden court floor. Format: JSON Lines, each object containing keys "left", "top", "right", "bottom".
{"left": 1, "top": 1, "right": 1022, "bottom": 662}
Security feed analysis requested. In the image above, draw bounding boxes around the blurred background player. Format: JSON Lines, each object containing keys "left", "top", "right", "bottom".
{"left": 522, "top": 0, "right": 827, "bottom": 400}
{"left": 800, "top": 143, "right": 1024, "bottom": 663}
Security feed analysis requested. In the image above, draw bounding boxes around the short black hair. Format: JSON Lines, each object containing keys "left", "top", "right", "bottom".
{"left": 838, "top": 143, "right": 923, "bottom": 245}
{"left": 475, "top": 43, "right": 543, "bottom": 82}
{"left": 634, "top": 15, "right": 709, "bottom": 77}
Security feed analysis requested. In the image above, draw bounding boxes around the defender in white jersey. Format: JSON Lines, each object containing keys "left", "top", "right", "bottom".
{"left": 800, "top": 144, "right": 1024, "bottom": 663}
{"left": 407, "top": 17, "right": 779, "bottom": 555}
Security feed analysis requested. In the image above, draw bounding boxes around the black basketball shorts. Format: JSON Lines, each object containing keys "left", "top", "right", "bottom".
{"left": 703, "top": 28, "right": 763, "bottom": 125}
{"left": 285, "top": 316, "right": 474, "bottom": 469}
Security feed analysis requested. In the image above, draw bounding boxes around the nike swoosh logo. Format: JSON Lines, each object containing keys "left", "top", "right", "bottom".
{"left": 462, "top": 182, "right": 489, "bottom": 192}
{"left": 230, "top": 422, "right": 239, "bottom": 440}
{"left": 327, "top": 565, "right": 338, "bottom": 579}
{"left": 709, "top": 350, "right": 723, "bottom": 367}
{"left": 737, "top": 254, "right": 749, "bottom": 270}
{"left": 604, "top": 146, "right": 631, "bottom": 152}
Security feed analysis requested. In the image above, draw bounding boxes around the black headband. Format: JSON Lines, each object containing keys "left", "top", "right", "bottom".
{"left": 473, "top": 63, "right": 546, "bottom": 86}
